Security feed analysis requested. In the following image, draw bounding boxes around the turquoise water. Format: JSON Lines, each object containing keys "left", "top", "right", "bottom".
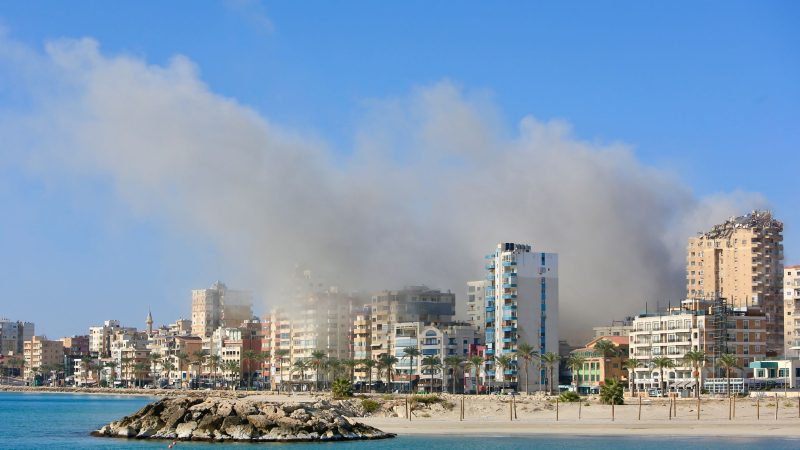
{"left": 0, "top": 392, "right": 797, "bottom": 449}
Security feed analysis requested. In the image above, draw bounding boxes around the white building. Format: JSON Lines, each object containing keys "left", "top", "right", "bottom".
{"left": 784, "top": 265, "right": 800, "bottom": 358}
{"left": 466, "top": 280, "right": 489, "bottom": 332}
{"left": 484, "top": 242, "right": 558, "bottom": 390}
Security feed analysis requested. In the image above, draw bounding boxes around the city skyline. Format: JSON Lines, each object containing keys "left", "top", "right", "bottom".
{"left": 1, "top": 2, "right": 798, "bottom": 338}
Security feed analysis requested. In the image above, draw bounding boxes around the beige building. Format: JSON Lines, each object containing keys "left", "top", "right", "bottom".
{"left": 784, "top": 265, "right": 800, "bottom": 358}
{"left": 191, "top": 281, "right": 253, "bottom": 337}
{"left": 571, "top": 336, "right": 629, "bottom": 394}
{"left": 629, "top": 300, "right": 766, "bottom": 395}
{"left": 686, "top": 210, "right": 784, "bottom": 355}
{"left": 352, "top": 309, "right": 371, "bottom": 381}
{"left": 23, "top": 336, "right": 64, "bottom": 380}
{"left": 370, "top": 286, "right": 455, "bottom": 361}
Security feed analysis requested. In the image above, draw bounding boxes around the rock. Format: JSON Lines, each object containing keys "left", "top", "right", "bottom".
{"left": 92, "top": 396, "right": 395, "bottom": 443}
{"left": 175, "top": 421, "right": 197, "bottom": 439}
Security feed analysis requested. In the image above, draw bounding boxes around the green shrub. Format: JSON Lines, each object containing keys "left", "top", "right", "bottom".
{"left": 599, "top": 378, "right": 624, "bottom": 405}
{"left": 381, "top": 394, "right": 395, "bottom": 400}
{"left": 331, "top": 378, "right": 353, "bottom": 399}
{"left": 361, "top": 399, "right": 380, "bottom": 413}
{"left": 559, "top": 391, "right": 580, "bottom": 402}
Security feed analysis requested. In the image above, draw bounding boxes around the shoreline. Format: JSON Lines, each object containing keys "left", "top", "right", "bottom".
{"left": 359, "top": 417, "right": 800, "bottom": 438}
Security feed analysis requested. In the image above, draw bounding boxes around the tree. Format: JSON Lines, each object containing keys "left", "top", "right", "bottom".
{"left": 599, "top": 378, "right": 624, "bottom": 405}
{"left": 331, "top": 378, "right": 353, "bottom": 399}
{"left": 224, "top": 361, "right": 240, "bottom": 388}
{"left": 444, "top": 355, "right": 464, "bottom": 394}
{"left": 292, "top": 359, "right": 309, "bottom": 390}
{"left": 377, "top": 353, "right": 398, "bottom": 392}
{"left": 593, "top": 339, "right": 618, "bottom": 358}
{"left": 422, "top": 355, "right": 442, "bottom": 393}
{"left": 133, "top": 362, "right": 148, "bottom": 387}
{"left": 191, "top": 350, "right": 208, "bottom": 388}
{"left": 104, "top": 361, "right": 118, "bottom": 387}
{"left": 274, "top": 349, "right": 290, "bottom": 392}
{"left": 175, "top": 352, "right": 189, "bottom": 389}
{"left": 242, "top": 350, "right": 259, "bottom": 390}
{"left": 161, "top": 360, "right": 175, "bottom": 387}
{"left": 325, "top": 358, "right": 342, "bottom": 388}
{"left": 341, "top": 359, "right": 358, "bottom": 385}
{"left": 494, "top": 354, "right": 514, "bottom": 391}
{"left": 148, "top": 352, "right": 162, "bottom": 386}
{"left": 540, "top": 352, "right": 561, "bottom": 395}
{"left": 120, "top": 357, "right": 133, "bottom": 387}
{"left": 361, "top": 359, "right": 376, "bottom": 392}
{"left": 565, "top": 354, "right": 586, "bottom": 392}
{"left": 402, "top": 347, "right": 421, "bottom": 392}
{"left": 651, "top": 356, "right": 675, "bottom": 396}
{"left": 682, "top": 350, "right": 707, "bottom": 398}
{"left": 208, "top": 355, "right": 222, "bottom": 388}
{"left": 716, "top": 353, "right": 740, "bottom": 397}
{"left": 516, "top": 343, "right": 538, "bottom": 394}
{"left": 465, "top": 355, "right": 485, "bottom": 394}
{"left": 622, "top": 358, "right": 641, "bottom": 396}
{"left": 310, "top": 350, "right": 327, "bottom": 391}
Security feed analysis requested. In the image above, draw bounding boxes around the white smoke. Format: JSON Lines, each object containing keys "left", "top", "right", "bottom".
{"left": 0, "top": 36, "right": 767, "bottom": 342}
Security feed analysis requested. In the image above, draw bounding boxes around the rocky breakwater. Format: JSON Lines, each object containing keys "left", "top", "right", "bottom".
{"left": 92, "top": 396, "right": 395, "bottom": 442}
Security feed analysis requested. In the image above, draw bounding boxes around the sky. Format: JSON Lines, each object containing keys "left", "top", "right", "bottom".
{"left": 0, "top": 1, "right": 797, "bottom": 341}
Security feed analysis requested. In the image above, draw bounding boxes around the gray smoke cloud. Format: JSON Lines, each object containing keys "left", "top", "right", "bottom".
{"left": 0, "top": 36, "right": 766, "bottom": 342}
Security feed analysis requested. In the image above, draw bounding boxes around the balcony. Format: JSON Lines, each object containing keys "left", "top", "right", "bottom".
{"left": 504, "top": 369, "right": 517, "bottom": 375}
{"left": 502, "top": 337, "right": 516, "bottom": 343}
{"left": 502, "top": 305, "right": 517, "bottom": 311}
{"left": 502, "top": 315, "right": 517, "bottom": 321}
{"left": 485, "top": 264, "right": 496, "bottom": 270}
{"left": 503, "top": 261, "right": 517, "bottom": 266}
{"left": 486, "top": 307, "right": 496, "bottom": 313}
{"left": 502, "top": 272, "right": 517, "bottom": 278}
{"left": 502, "top": 283, "right": 517, "bottom": 288}
{"left": 485, "top": 275, "right": 495, "bottom": 280}
{"left": 486, "top": 349, "right": 495, "bottom": 355}
{"left": 502, "top": 294, "right": 517, "bottom": 300}
{"left": 485, "top": 316, "right": 495, "bottom": 323}
{"left": 502, "top": 326, "right": 515, "bottom": 332}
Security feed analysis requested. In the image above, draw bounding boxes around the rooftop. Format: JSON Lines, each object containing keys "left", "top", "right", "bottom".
{"left": 698, "top": 210, "right": 782, "bottom": 240}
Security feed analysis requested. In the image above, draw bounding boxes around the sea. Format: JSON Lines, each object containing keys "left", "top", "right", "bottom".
{"left": 0, "top": 392, "right": 796, "bottom": 449}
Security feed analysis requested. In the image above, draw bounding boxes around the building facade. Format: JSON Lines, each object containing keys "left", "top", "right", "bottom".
{"left": 191, "top": 281, "right": 253, "bottom": 338}
{"left": 23, "top": 336, "right": 64, "bottom": 380}
{"left": 484, "top": 242, "right": 558, "bottom": 391}
{"left": 686, "top": 210, "right": 784, "bottom": 355}
{"left": 570, "top": 336, "right": 629, "bottom": 394}
{"left": 466, "top": 280, "right": 489, "bottom": 332}
{"left": 0, "top": 319, "right": 34, "bottom": 356}
{"left": 784, "top": 265, "right": 800, "bottom": 358}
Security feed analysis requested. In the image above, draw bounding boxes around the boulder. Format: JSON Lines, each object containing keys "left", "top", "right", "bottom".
{"left": 175, "top": 421, "right": 197, "bottom": 439}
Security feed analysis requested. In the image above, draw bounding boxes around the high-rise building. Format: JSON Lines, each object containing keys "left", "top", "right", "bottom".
{"left": 686, "top": 210, "right": 784, "bottom": 354}
{"left": 0, "top": 319, "right": 34, "bottom": 355}
{"left": 369, "top": 286, "right": 456, "bottom": 361}
{"left": 88, "top": 320, "right": 134, "bottom": 357}
{"left": 352, "top": 308, "right": 371, "bottom": 382}
{"left": 191, "top": 281, "right": 254, "bottom": 337}
{"left": 484, "top": 242, "right": 558, "bottom": 391}
{"left": 466, "top": 280, "right": 489, "bottom": 332}
{"left": 784, "top": 265, "right": 800, "bottom": 358}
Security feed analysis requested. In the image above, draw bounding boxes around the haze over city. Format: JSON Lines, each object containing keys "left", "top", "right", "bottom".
{"left": 0, "top": 1, "right": 797, "bottom": 342}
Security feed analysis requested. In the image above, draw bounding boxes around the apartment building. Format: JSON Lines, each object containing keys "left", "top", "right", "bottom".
{"left": 591, "top": 318, "right": 634, "bottom": 339}
{"left": 89, "top": 320, "right": 135, "bottom": 358}
{"left": 23, "top": 336, "right": 64, "bottom": 380}
{"left": 352, "top": 309, "right": 371, "bottom": 381}
{"left": 629, "top": 300, "right": 766, "bottom": 395}
{"left": 370, "top": 286, "right": 456, "bottom": 361}
{"left": 570, "top": 336, "right": 629, "bottom": 394}
{"left": 191, "top": 281, "right": 253, "bottom": 338}
{"left": 0, "top": 319, "right": 34, "bottom": 355}
{"left": 484, "top": 242, "right": 558, "bottom": 391}
{"left": 686, "top": 210, "right": 784, "bottom": 354}
{"left": 784, "top": 265, "right": 800, "bottom": 358}
{"left": 466, "top": 280, "right": 489, "bottom": 332}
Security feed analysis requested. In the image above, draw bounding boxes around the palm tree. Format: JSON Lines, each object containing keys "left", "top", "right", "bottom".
{"left": 309, "top": 350, "right": 327, "bottom": 391}
{"left": 191, "top": 350, "right": 208, "bottom": 388}
{"left": 325, "top": 358, "right": 342, "bottom": 388}
{"left": 421, "top": 355, "right": 442, "bottom": 393}
{"left": 259, "top": 351, "right": 271, "bottom": 390}
{"left": 79, "top": 357, "right": 92, "bottom": 386}
{"left": 224, "top": 360, "right": 240, "bottom": 388}
{"left": 377, "top": 353, "right": 398, "bottom": 392}
{"left": 341, "top": 358, "right": 358, "bottom": 385}
{"left": 274, "top": 349, "right": 290, "bottom": 392}
{"left": 465, "top": 355, "right": 485, "bottom": 394}
{"left": 175, "top": 352, "right": 189, "bottom": 388}
{"left": 403, "top": 347, "right": 421, "bottom": 392}
{"left": 494, "top": 354, "right": 514, "bottom": 391}
{"left": 682, "top": 350, "right": 707, "bottom": 398}
{"left": 566, "top": 354, "right": 586, "bottom": 393}
{"left": 148, "top": 352, "right": 162, "bottom": 386}
{"left": 651, "top": 356, "right": 675, "bottom": 396}
{"left": 361, "top": 359, "right": 376, "bottom": 392}
{"left": 242, "top": 350, "right": 259, "bottom": 390}
{"left": 593, "top": 339, "right": 618, "bottom": 358}
{"left": 622, "top": 358, "right": 641, "bottom": 396}
{"left": 716, "top": 353, "right": 740, "bottom": 397}
{"left": 120, "top": 357, "right": 133, "bottom": 387}
{"left": 292, "top": 359, "right": 309, "bottom": 390}
{"left": 133, "top": 361, "right": 148, "bottom": 387}
{"left": 444, "top": 355, "right": 464, "bottom": 394}
{"left": 208, "top": 354, "right": 221, "bottom": 388}
{"left": 104, "top": 361, "right": 118, "bottom": 387}
{"left": 540, "top": 352, "right": 561, "bottom": 395}
{"left": 161, "top": 360, "right": 175, "bottom": 387}
{"left": 516, "top": 343, "right": 538, "bottom": 394}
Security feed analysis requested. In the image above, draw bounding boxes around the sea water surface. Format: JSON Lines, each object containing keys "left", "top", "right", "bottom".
{"left": 0, "top": 392, "right": 797, "bottom": 449}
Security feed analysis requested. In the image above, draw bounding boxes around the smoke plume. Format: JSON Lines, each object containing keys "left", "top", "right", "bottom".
{"left": 0, "top": 36, "right": 766, "bottom": 341}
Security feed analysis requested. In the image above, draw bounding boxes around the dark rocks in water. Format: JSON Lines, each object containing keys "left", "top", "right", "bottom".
{"left": 91, "top": 396, "right": 395, "bottom": 442}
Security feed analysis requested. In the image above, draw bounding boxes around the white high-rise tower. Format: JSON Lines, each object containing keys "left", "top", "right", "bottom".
{"left": 484, "top": 242, "right": 558, "bottom": 391}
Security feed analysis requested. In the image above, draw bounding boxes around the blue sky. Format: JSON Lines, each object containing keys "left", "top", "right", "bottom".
{"left": 0, "top": 1, "right": 798, "bottom": 337}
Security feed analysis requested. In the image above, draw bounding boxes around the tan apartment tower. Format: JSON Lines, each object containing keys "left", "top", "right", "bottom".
{"left": 191, "top": 281, "right": 254, "bottom": 338}
{"left": 686, "top": 210, "right": 784, "bottom": 355}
